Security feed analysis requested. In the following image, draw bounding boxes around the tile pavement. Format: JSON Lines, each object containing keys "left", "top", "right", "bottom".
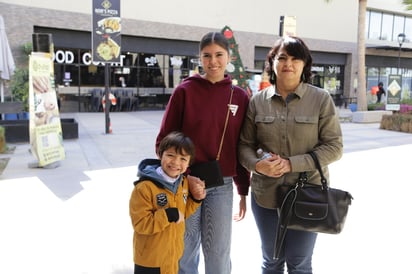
{"left": 0, "top": 109, "right": 411, "bottom": 274}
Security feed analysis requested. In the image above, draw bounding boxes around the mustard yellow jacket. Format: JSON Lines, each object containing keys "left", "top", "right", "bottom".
{"left": 129, "top": 159, "right": 201, "bottom": 274}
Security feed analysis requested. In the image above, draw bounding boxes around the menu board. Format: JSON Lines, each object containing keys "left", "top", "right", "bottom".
{"left": 92, "top": 0, "right": 121, "bottom": 63}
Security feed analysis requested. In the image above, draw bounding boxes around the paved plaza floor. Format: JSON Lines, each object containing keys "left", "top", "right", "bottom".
{"left": 1, "top": 110, "right": 411, "bottom": 274}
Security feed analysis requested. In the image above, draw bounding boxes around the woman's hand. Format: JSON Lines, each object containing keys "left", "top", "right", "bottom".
{"left": 233, "top": 195, "right": 246, "bottom": 221}
{"left": 255, "top": 154, "right": 291, "bottom": 178}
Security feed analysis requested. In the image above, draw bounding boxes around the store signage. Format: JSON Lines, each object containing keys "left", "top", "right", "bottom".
{"left": 92, "top": 0, "right": 121, "bottom": 63}
{"left": 53, "top": 50, "right": 126, "bottom": 66}
{"left": 279, "top": 15, "right": 297, "bottom": 37}
{"left": 386, "top": 74, "right": 402, "bottom": 111}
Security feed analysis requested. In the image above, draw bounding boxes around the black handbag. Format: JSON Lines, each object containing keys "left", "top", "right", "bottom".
{"left": 274, "top": 151, "right": 353, "bottom": 259}
{"left": 189, "top": 160, "right": 224, "bottom": 188}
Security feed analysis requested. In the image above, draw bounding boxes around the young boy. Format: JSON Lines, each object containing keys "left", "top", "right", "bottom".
{"left": 129, "top": 131, "right": 206, "bottom": 274}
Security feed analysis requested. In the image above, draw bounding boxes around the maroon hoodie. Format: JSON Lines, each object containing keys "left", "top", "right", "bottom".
{"left": 156, "top": 74, "right": 250, "bottom": 195}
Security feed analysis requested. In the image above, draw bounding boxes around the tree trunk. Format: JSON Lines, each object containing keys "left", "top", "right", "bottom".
{"left": 357, "top": 0, "right": 368, "bottom": 111}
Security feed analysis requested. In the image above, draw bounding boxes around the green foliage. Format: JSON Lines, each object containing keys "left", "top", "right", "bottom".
{"left": 401, "top": 98, "right": 412, "bottom": 105}
{"left": 381, "top": 113, "right": 412, "bottom": 133}
{"left": 9, "top": 68, "right": 29, "bottom": 111}
{"left": 7, "top": 42, "right": 32, "bottom": 112}
{"left": 367, "top": 103, "right": 385, "bottom": 111}
{"left": 403, "top": 0, "right": 412, "bottom": 10}
{"left": 22, "top": 42, "right": 32, "bottom": 56}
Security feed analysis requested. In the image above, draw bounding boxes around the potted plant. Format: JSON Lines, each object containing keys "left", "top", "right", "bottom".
{"left": 9, "top": 67, "right": 29, "bottom": 119}
{"left": 8, "top": 43, "right": 31, "bottom": 119}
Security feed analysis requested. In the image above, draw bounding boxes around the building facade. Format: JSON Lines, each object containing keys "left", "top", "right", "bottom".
{"left": 1, "top": 0, "right": 411, "bottom": 111}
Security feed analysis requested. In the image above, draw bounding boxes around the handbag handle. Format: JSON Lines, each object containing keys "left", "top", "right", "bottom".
{"left": 274, "top": 172, "right": 307, "bottom": 259}
{"left": 308, "top": 151, "right": 328, "bottom": 189}
{"left": 274, "top": 151, "right": 326, "bottom": 259}
{"left": 216, "top": 85, "right": 234, "bottom": 160}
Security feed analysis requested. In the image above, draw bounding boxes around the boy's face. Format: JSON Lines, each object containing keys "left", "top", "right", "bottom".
{"left": 160, "top": 147, "right": 191, "bottom": 178}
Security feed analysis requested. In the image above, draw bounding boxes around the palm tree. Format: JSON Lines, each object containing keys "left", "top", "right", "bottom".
{"left": 324, "top": 0, "right": 368, "bottom": 111}
{"left": 402, "top": 0, "right": 412, "bottom": 10}
{"left": 356, "top": 0, "right": 368, "bottom": 111}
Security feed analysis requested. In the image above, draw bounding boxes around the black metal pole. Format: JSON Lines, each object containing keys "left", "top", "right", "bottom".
{"left": 104, "top": 63, "right": 110, "bottom": 134}
{"left": 78, "top": 63, "right": 81, "bottom": 112}
{"left": 398, "top": 45, "right": 401, "bottom": 75}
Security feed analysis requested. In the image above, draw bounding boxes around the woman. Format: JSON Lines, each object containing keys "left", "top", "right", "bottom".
{"left": 156, "top": 32, "right": 250, "bottom": 274}
{"left": 238, "top": 36, "right": 343, "bottom": 273}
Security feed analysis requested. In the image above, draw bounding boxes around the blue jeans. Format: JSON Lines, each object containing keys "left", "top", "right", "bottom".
{"left": 178, "top": 177, "right": 233, "bottom": 274}
{"left": 251, "top": 193, "right": 317, "bottom": 274}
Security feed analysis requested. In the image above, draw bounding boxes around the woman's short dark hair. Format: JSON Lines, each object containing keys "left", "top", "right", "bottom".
{"left": 199, "top": 32, "right": 230, "bottom": 54}
{"left": 264, "top": 36, "right": 313, "bottom": 84}
{"left": 158, "top": 131, "right": 195, "bottom": 165}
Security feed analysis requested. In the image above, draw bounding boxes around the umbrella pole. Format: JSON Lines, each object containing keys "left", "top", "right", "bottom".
{"left": 0, "top": 80, "right": 4, "bottom": 120}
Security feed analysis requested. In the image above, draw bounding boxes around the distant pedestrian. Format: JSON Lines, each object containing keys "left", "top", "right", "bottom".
{"left": 376, "top": 82, "right": 386, "bottom": 103}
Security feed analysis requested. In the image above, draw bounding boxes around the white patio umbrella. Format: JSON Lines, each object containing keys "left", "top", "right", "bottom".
{"left": 0, "top": 15, "right": 16, "bottom": 103}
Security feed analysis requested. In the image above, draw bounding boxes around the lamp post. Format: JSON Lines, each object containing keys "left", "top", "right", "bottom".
{"left": 397, "top": 33, "right": 406, "bottom": 75}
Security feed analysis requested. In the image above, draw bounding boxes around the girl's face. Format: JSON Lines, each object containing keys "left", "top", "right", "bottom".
{"left": 160, "top": 147, "right": 191, "bottom": 178}
{"left": 200, "top": 43, "right": 229, "bottom": 83}
{"left": 273, "top": 48, "right": 305, "bottom": 85}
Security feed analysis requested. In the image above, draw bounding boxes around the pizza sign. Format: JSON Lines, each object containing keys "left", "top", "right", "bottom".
{"left": 92, "top": 0, "right": 121, "bottom": 63}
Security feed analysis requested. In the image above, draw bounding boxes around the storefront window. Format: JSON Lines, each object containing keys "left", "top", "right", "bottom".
{"left": 369, "top": 11, "right": 382, "bottom": 40}
{"left": 53, "top": 47, "right": 199, "bottom": 112}
{"left": 311, "top": 64, "right": 344, "bottom": 95}
{"left": 366, "top": 66, "right": 412, "bottom": 103}
{"left": 366, "top": 9, "right": 412, "bottom": 43}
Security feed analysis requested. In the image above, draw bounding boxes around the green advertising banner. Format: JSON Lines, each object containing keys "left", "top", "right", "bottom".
{"left": 92, "top": 0, "right": 121, "bottom": 63}
{"left": 386, "top": 74, "right": 402, "bottom": 111}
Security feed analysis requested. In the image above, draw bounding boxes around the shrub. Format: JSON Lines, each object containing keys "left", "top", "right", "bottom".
{"left": 367, "top": 103, "right": 385, "bottom": 111}
{"left": 380, "top": 113, "right": 412, "bottom": 133}
{"left": 9, "top": 68, "right": 29, "bottom": 111}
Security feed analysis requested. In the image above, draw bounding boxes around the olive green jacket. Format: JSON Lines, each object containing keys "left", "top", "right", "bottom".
{"left": 238, "top": 83, "right": 343, "bottom": 209}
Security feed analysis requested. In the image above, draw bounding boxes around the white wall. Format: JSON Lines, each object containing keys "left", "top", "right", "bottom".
{"left": 3, "top": 0, "right": 411, "bottom": 42}
{"left": 1, "top": 0, "right": 358, "bottom": 42}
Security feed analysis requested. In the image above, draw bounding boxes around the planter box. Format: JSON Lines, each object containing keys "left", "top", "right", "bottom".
{"left": 352, "top": 110, "right": 392, "bottom": 123}
{"left": 0, "top": 118, "right": 78, "bottom": 143}
{"left": 380, "top": 114, "right": 412, "bottom": 133}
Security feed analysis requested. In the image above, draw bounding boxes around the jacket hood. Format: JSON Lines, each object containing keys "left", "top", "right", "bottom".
{"left": 183, "top": 73, "right": 233, "bottom": 87}
{"left": 135, "top": 158, "right": 182, "bottom": 194}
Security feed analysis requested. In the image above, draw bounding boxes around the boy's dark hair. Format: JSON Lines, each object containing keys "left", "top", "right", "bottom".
{"left": 199, "top": 32, "right": 230, "bottom": 54}
{"left": 158, "top": 131, "right": 195, "bottom": 165}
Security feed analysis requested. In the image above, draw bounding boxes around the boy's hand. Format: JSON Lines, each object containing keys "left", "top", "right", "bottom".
{"left": 176, "top": 210, "right": 184, "bottom": 224}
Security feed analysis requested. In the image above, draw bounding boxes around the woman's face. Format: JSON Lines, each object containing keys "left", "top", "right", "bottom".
{"left": 200, "top": 43, "right": 229, "bottom": 83}
{"left": 273, "top": 48, "right": 305, "bottom": 85}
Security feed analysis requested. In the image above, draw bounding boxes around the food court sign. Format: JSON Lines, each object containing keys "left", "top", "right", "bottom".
{"left": 92, "top": 0, "right": 121, "bottom": 63}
